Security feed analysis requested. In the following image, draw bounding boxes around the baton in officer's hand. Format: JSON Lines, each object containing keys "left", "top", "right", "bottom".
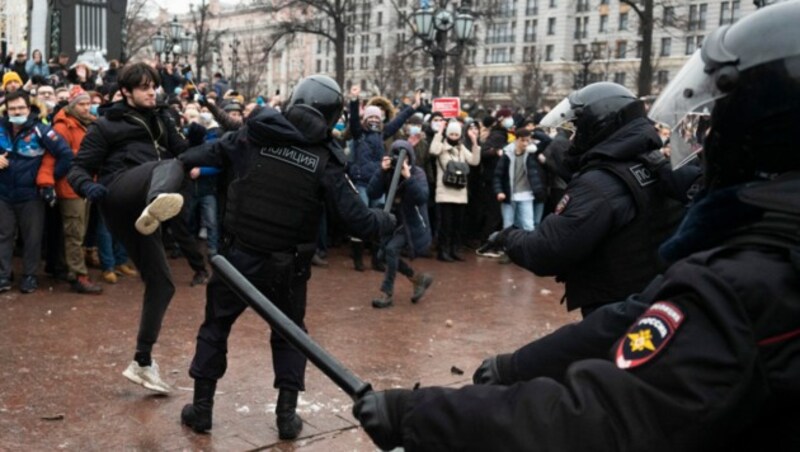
{"left": 383, "top": 148, "right": 407, "bottom": 213}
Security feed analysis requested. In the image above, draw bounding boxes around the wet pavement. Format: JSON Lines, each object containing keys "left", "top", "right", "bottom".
{"left": 0, "top": 246, "right": 577, "bottom": 451}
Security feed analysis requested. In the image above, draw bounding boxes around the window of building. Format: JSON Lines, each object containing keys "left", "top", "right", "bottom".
{"left": 635, "top": 40, "right": 643, "bottom": 58}
{"left": 523, "top": 45, "right": 537, "bottom": 62}
{"left": 619, "top": 12, "right": 628, "bottom": 30}
{"left": 317, "top": 39, "right": 322, "bottom": 54}
{"left": 549, "top": 0, "right": 556, "bottom": 8}
{"left": 377, "top": 11, "right": 383, "bottom": 26}
{"left": 526, "top": 0, "right": 538, "bottom": 16}
{"left": 660, "top": 37, "right": 671, "bottom": 56}
{"left": 599, "top": 15, "right": 608, "bottom": 33}
{"left": 395, "top": 33, "right": 405, "bottom": 52}
{"left": 576, "top": 0, "right": 590, "bottom": 12}
{"left": 376, "top": 33, "right": 382, "bottom": 48}
{"left": 663, "top": 6, "right": 675, "bottom": 27}
{"left": 720, "top": 0, "right": 741, "bottom": 25}
{"left": 573, "top": 43, "right": 587, "bottom": 61}
{"left": 375, "top": 55, "right": 383, "bottom": 67}
{"left": 616, "top": 40, "right": 627, "bottom": 58}
{"left": 689, "top": 3, "right": 708, "bottom": 30}
{"left": 614, "top": 72, "right": 626, "bottom": 85}
{"left": 657, "top": 70, "right": 669, "bottom": 86}
{"left": 346, "top": 36, "right": 355, "bottom": 54}
{"left": 543, "top": 73, "right": 553, "bottom": 86}
{"left": 524, "top": 19, "right": 537, "bottom": 42}
{"left": 486, "top": 21, "right": 515, "bottom": 44}
{"left": 346, "top": 57, "right": 354, "bottom": 70}
{"left": 547, "top": 17, "right": 556, "bottom": 35}
{"left": 545, "top": 44, "right": 554, "bottom": 61}
{"left": 574, "top": 16, "right": 589, "bottom": 39}
{"left": 316, "top": 60, "right": 322, "bottom": 72}
{"left": 498, "top": 0, "right": 517, "bottom": 17}
{"left": 360, "top": 34, "right": 369, "bottom": 53}
{"left": 484, "top": 75, "right": 513, "bottom": 93}
{"left": 485, "top": 47, "right": 514, "bottom": 64}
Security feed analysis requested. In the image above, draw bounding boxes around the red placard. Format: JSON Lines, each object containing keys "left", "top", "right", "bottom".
{"left": 432, "top": 97, "right": 461, "bottom": 118}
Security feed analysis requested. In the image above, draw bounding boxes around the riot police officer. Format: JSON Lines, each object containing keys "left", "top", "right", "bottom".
{"left": 493, "top": 82, "right": 685, "bottom": 317}
{"left": 178, "top": 75, "right": 394, "bottom": 439}
{"left": 353, "top": 2, "right": 800, "bottom": 450}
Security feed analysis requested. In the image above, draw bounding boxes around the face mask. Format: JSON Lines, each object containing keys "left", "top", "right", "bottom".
{"left": 90, "top": 104, "right": 100, "bottom": 116}
{"left": 334, "top": 122, "right": 345, "bottom": 132}
{"left": 408, "top": 125, "right": 421, "bottom": 136}
{"left": 44, "top": 101, "right": 56, "bottom": 110}
{"left": 8, "top": 115, "right": 27, "bottom": 125}
{"left": 446, "top": 138, "right": 461, "bottom": 146}
{"left": 200, "top": 112, "right": 213, "bottom": 123}
{"left": 502, "top": 118, "right": 515, "bottom": 130}
{"left": 431, "top": 122, "right": 441, "bottom": 132}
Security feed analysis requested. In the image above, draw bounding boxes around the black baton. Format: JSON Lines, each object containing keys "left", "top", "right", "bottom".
{"left": 210, "top": 255, "right": 373, "bottom": 401}
{"left": 383, "top": 148, "right": 407, "bottom": 213}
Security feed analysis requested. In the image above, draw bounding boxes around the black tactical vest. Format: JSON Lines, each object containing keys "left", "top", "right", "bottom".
{"left": 225, "top": 142, "right": 330, "bottom": 253}
{"left": 562, "top": 160, "right": 685, "bottom": 311}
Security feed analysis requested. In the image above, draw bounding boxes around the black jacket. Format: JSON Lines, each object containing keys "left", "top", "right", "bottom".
{"left": 502, "top": 118, "right": 683, "bottom": 310}
{"left": 179, "top": 107, "right": 395, "bottom": 249}
{"left": 68, "top": 101, "right": 188, "bottom": 196}
{"left": 396, "top": 172, "right": 800, "bottom": 452}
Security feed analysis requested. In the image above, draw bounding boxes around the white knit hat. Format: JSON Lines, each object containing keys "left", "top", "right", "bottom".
{"left": 446, "top": 120, "right": 462, "bottom": 136}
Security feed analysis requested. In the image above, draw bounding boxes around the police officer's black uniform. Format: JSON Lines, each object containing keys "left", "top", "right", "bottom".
{"left": 500, "top": 85, "right": 684, "bottom": 316}
{"left": 178, "top": 76, "right": 394, "bottom": 438}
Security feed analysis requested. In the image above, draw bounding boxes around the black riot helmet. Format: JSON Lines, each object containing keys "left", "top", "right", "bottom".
{"left": 284, "top": 75, "right": 344, "bottom": 130}
{"left": 649, "top": 0, "right": 800, "bottom": 188}
{"left": 540, "top": 82, "right": 646, "bottom": 154}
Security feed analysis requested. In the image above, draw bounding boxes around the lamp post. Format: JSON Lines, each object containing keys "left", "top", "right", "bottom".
{"left": 411, "top": 0, "right": 475, "bottom": 97}
{"left": 151, "top": 16, "right": 194, "bottom": 65}
{"left": 228, "top": 35, "right": 241, "bottom": 90}
{"left": 579, "top": 49, "right": 595, "bottom": 88}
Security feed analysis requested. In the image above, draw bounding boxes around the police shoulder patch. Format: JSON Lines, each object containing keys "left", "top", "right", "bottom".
{"left": 615, "top": 301, "right": 685, "bottom": 370}
{"left": 554, "top": 194, "right": 571, "bottom": 215}
{"left": 629, "top": 163, "right": 656, "bottom": 187}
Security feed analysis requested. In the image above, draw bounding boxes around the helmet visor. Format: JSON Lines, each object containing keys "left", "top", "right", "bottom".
{"left": 539, "top": 97, "right": 577, "bottom": 131}
{"left": 649, "top": 51, "right": 726, "bottom": 168}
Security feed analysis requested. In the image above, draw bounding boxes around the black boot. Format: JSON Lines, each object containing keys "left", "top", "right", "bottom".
{"left": 437, "top": 237, "right": 454, "bottom": 262}
{"left": 450, "top": 243, "right": 465, "bottom": 261}
{"left": 351, "top": 240, "right": 365, "bottom": 272}
{"left": 276, "top": 389, "right": 303, "bottom": 440}
{"left": 371, "top": 292, "right": 394, "bottom": 308}
{"left": 410, "top": 273, "right": 434, "bottom": 303}
{"left": 181, "top": 379, "right": 216, "bottom": 433}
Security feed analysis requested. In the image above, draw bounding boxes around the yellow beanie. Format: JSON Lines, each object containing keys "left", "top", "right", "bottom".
{"left": 2, "top": 71, "right": 23, "bottom": 90}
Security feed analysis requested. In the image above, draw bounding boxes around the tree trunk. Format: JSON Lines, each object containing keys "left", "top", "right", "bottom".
{"left": 334, "top": 22, "right": 346, "bottom": 89}
{"left": 637, "top": 0, "right": 654, "bottom": 96}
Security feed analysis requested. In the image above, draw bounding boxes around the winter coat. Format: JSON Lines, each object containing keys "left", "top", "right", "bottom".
{"left": 67, "top": 101, "right": 188, "bottom": 196}
{"left": 480, "top": 126, "right": 512, "bottom": 183}
{"left": 0, "top": 111, "right": 73, "bottom": 203}
{"left": 366, "top": 152, "right": 431, "bottom": 258}
{"left": 346, "top": 99, "right": 417, "bottom": 185}
{"left": 493, "top": 142, "right": 546, "bottom": 202}
{"left": 37, "top": 108, "right": 89, "bottom": 199}
{"left": 429, "top": 134, "right": 481, "bottom": 204}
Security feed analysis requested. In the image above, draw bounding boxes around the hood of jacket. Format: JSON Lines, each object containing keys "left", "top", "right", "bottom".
{"left": 367, "top": 96, "right": 396, "bottom": 122}
{"left": 246, "top": 106, "right": 313, "bottom": 145}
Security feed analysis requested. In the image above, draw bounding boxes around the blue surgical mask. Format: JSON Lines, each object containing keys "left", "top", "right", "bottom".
{"left": 90, "top": 104, "right": 100, "bottom": 117}
{"left": 8, "top": 115, "right": 27, "bottom": 125}
{"left": 334, "top": 122, "right": 345, "bottom": 132}
{"left": 408, "top": 125, "right": 421, "bottom": 136}
{"left": 502, "top": 118, "right": 515, "bottom": 130}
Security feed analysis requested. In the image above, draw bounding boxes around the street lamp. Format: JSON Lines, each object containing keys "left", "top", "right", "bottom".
{"left": 228, "top": 36, "right": 241, "bottom": 90}
{"left": 579, "top": 49, "right": 595, "bottom": 88}
{"left": 412, "top": 0, "right": 476, "bottom": 97}
{"left": 151, "top": 16, "right": 193, "bottom": 64}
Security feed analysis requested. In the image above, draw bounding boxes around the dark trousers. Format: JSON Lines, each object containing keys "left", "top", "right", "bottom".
{"left": 164, "top": 189, "right": 206, "bottom": 272}
{"left": 379, "top": 232, "right": 414, "bottom": 295}
{"left": 100, "top": 160, "right": 185, "bottom": 354}
{"left": 0, "top": 199, "right": 45, "bottom": 279}
{"left": 438, "top": 202, "right": 466, "bottom": 250}
{"left": 189, "top": 245, "right": 311, "bottom": 391}
{"left": 477, "top": 182, "right": 503, "bottom": 241}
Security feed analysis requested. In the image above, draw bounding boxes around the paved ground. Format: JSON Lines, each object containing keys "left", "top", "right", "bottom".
{"left": 0, "top": 246, "right": 577, "bottom": 451}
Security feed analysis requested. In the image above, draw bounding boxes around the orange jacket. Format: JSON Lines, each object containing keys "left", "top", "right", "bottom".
{"left": 37, "top": 108, "right": 89, "bottom": 199}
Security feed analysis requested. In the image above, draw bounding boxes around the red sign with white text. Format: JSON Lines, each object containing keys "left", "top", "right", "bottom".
{"left": 432, "top": 97, "right": 461, "bottom": 118}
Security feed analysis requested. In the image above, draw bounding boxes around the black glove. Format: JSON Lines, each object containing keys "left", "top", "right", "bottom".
{"left": 186, "top": 122, "right": 208, "bottom": 147}
{"left": 196, "top": 93, "right": 209, "bottom": 107}
{"left": 472, "top": 354, "right": 514, "bottom": 385}
{"left": 84, "top": 183, "right": 108, "bottom": 202}
{"left": 353, "top": 389, "right": 411, "bottom": 451}
{"left": 39, "top": 186, "right": 57, "bottom": 207}
{"left": 487, "top": 226, "right": 518, "bottom": 251}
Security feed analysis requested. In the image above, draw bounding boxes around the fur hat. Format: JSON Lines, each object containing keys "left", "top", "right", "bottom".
{"left": 68, "top": 85, "right": 90, "bottom": 107}
{"left": 446, "top": 120, "right": 462, "bottom": 136}
{"left": 363, "top": 105, "right": 383, "bottom": 121}
{"left": 2, "top": 71, "right": 23, "bottom": 90}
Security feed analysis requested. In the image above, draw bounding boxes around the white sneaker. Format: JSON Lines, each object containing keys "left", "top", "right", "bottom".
{"left": 135, "top": 193, "right": 184, "bottom": 235}
{"left": 122, "top": 360, "right": 172, "bottom": 394}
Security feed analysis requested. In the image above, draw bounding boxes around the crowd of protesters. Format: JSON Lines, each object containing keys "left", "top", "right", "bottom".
{"left": 0, "top": 47, "right": 679, "bottom": 308}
